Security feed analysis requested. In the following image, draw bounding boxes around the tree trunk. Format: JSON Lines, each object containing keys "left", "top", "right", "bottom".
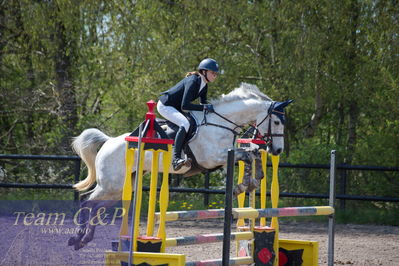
{"left": 345, "top": 0, "right": 359, "bottom": 164}
{"left": 336, "top": 102, "right": 345, "bottom": 147}
{"left": 305, "top": 62, "right": 324, "bottom": 138}
{"left": 269, "top": 0, "right": 280, "bottom": 87}
{"left": 54, "top": 20, "right": 78, "bottom": 152}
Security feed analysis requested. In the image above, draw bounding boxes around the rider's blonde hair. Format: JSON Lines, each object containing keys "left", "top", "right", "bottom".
{"left": 185, "top": 71, "right": 199, "bottom": 77}
{"left": 186, "top": 69, "right": 209, "bottom": 77}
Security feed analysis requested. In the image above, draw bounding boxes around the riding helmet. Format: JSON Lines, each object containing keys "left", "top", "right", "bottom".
{"left": 198, "top": 58, "right": 220, "bottom": 73}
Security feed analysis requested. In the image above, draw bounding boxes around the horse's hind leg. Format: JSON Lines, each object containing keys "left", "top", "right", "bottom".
{"left": 80, "top": 198, "right": 118, "bottom": 246}
{"left": 72, "top": 186, "right": 120, "bottom": 250}
{"left": 68, "top": 199, "right": 91, "bottom": 250}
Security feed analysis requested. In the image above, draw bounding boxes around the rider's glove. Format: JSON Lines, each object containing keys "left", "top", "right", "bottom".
{"left": 204, "top": 104, "right": 215, "bottom": 113}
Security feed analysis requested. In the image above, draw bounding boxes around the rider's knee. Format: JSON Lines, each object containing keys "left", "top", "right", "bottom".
{"left": 180, "top": 121, "right": 190, "bottom": 132}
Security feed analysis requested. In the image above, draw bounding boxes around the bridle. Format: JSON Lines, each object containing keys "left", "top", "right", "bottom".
{"left": 200, "top": 101, "right": 285, "bottom": 147}
{"left": 255, "top": 101, "right": 285, "bottom": 148}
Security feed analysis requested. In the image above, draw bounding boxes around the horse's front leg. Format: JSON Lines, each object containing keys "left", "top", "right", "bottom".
{"left": 233, "top": 148, "right": 263, "bottom": 196}
{"left": 234, "top": 148, "right": 259, "bottom": 163}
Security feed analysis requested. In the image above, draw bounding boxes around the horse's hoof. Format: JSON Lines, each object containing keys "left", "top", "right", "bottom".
{"left": 255, "top": 174, "right": 265, "bottom": 181}
{"left": 172, "top": 158, "right": 186, "bottom": 171}
{"left": 81, "top": 234, "right": 94, "bottom": 245}
{"left": 247, "top": 179, "right": 260, "bottom": 192}
{"left": 68, "top": 236, "right": 76, "bottom": 246}
{"left": 172, "top": 158, "right": 192, "bottom": 171}
{"left": 233, "top": 184, "right": 247, "bottom": 197}
{"left": 74, "top": 241, "right": 85, "bottom": 250}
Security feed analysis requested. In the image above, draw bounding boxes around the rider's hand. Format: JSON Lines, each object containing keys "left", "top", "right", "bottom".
{"left": 204, "top": 104, "right": 215, "bottom": 113}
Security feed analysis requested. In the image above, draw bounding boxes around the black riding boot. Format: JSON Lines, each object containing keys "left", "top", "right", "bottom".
{"left": 172, "top": 127, "right": 187, "bottom": 171}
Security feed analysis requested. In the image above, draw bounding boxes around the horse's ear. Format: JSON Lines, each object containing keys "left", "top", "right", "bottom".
{"left": 275, "top": 100, "right": 294, "bottom": 111}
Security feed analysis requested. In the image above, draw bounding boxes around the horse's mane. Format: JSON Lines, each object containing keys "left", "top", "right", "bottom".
{"left": 211, "top": 83, "right": 272, "bottom": 105}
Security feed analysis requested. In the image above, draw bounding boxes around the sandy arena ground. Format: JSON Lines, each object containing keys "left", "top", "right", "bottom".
{"left": 0, "top": 216, "right": 398, "bottom": 265}
{"left": 166, "top": 219, "right": 399, "bottom": 266}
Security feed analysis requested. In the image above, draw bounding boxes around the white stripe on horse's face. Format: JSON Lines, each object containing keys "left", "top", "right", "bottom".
{"left": 256, "top": 112, "right": 285, "bottom": 156}
{"left": 270, "top": 113, "right": 285, "bottom": 155}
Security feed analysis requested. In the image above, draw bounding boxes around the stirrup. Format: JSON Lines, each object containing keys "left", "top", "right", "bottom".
{"left": 172, "top": 158, "right": 192, "bottom": 171}
{"left": 172, "top": 158, "right": 186, "bottom": 171}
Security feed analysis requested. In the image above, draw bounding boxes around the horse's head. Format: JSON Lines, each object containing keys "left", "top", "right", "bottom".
{"left": 256, "top": 100, "right": 293, "bottom": 155}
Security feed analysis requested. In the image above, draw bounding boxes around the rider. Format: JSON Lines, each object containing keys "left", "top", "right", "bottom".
{"left": 157, "top": 58, "right": 220, "bottom": 171}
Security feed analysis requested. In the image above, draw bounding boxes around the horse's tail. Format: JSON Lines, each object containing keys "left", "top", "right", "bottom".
{"left": 72, "top": 128, "right": 110, "bottom": 192}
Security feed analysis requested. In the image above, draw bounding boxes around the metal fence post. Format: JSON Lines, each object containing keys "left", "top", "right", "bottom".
{"left": 204, "top": 171, "right": 210, "bottom": 208}
{"left": 339, "top": 167, "right": 347, "bottom": 210}
{"left": 328, "top": 150, "right": 336, "bottom": 266}
{"left": 222, "top": 149, "right": 234, "bottom": 266}
{"left": 73, "top": 159, "right": 81, "bottom": 202}
{"left": 128, "top": 123, "right": 143, "bottom": 266}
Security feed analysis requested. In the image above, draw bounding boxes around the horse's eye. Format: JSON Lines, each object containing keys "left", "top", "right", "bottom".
{"left": 274, "top": 121, "right": 280, "bottom": 126}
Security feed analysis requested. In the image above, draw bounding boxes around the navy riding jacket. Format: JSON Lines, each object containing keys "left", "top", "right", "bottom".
{"left": 159, "top": 74, "right": 208, "bottom": 112}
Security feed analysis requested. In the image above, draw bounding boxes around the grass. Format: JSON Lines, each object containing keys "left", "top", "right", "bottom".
{"left": 0, "top": 188, "right": 75, "bottom": 200}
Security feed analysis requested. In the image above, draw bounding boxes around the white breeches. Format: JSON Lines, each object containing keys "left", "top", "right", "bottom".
{"left": 157, "top": 101, "right": 190, "bottom": 131}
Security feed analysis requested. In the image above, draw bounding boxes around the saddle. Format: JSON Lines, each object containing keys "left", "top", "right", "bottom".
{"left": 157, "top": 113, "right": 222, "bottom": 176}
{"left": 157, "top": 112, "right": 198, "bottom": 142}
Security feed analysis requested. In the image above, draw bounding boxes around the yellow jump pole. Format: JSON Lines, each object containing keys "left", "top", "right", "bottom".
{"left": 146, "top": 150, "right": 160, "bottom": 236}
{"left": 157, "top": 144, "right": 173, "bottom": 252}
{"left": 117, "top": 100, "right": 174, "bottom": 259}
{"left": 271, "top": 154, "right": 280, "bottom": 266}
{"left": 236, "top": 160, "right": 246, "bottom": 228}
{"left": 235, "top": 138, "right": 269, "bottom": 259}
{"left": 260, "top": 149, "right": 268, "bottom": 227}
{"left": 249, "top": 159, "right": 256, "bottom": 229}
{"left": 236, "top": 160, "right": 247, "bottom": 257}
{"left": 119, "top": 145, "right": 136, "bottom": 243}
{"left": 248, "top": 159, "right": 257, "bottom": 259}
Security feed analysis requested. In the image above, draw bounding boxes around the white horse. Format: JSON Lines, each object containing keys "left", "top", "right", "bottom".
{"left": 68, "top": 83, "right": 292, "bottom": 250}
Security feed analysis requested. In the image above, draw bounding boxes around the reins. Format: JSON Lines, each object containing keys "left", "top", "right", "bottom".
{"left": 199, "top": 101, "right": 285, "bottom": 146}
{"left": 200, "top": 110, "right": 244, "bottom": 144}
